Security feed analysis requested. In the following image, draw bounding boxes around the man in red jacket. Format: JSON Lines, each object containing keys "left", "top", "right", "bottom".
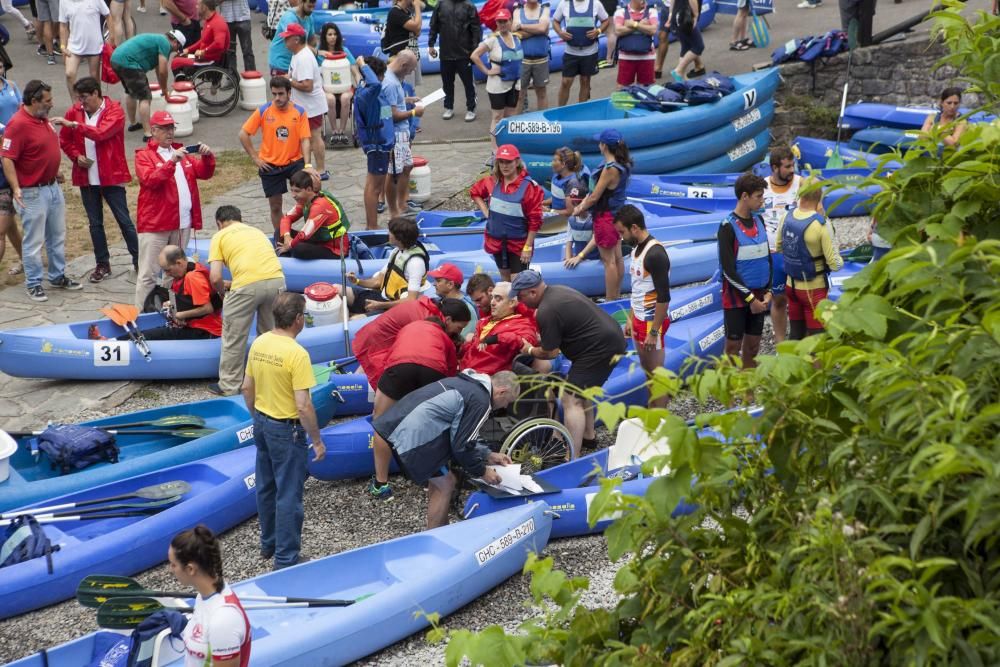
{"left": 58, "top": 77, "right": 139, "bottom": 284}
{"left": 133, "top": 109, "right": 216, "bottom": 308}
{"left": 461, "top": 280, "right": 541, "bottom": 375}
{"left": 171, "top": 0, "right": 231, "bottom": 75}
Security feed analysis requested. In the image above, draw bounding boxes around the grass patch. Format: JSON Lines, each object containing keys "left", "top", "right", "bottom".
{"left": 0, "top": 150, "right": 257, "bottom": 287}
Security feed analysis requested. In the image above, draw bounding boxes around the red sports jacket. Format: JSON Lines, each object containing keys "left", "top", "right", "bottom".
{"left": 58, "top": 98, "right": 132, "bottom": 187}
{"left": 134, "top": 140, "right": 216, "bottom": 233}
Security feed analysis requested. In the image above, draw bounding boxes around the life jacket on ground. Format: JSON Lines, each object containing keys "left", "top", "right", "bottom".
{"left": 593, "top": 161, "right": 631, "bottom": 214}
{"left": 780, "top": 209, "right": 829, "bottom": 283}
{"left": 380, "top": 243, "right": 430, "bottom": 300}
{"left": 518, "top": 4, "right": 551, "bottom": 58}
{"left": 724, "top": 212, "right": 770, "bottom": 290}
{"left": 486, "top": 177, "right": 532, "bottom": 239}
{"left": 565, "top": 0, "right": 598, "bottom": 48}
{"left": 618, "top": 4, "right": 653, "bottom": 53}
{"left": 492, "top": 33, "right": 523, "bottom": 82}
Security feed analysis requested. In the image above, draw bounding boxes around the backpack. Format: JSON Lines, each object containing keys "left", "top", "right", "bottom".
{"left": 353, "top": 75, "right": 391, "bottom": 154}
{"left": 143, "top": 285, "right": 171, "bottom": 314}
{"left": 684, "top": 71, "right": 736, "bottom": 105}
{"left": 1, "top": 514, "right": 60, "bottom": 574}
{"left": 36, "top": 424, "right": 120, "bottom": 475}
{"left": 622, "top": 84, "right": 685, "bottom": 112}
{"left": 91, "top": 611, "right": 188, "bottom": 667}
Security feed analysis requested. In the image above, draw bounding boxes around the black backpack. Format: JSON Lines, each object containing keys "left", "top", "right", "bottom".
{"left": 1, "top": 514, "right": 60, "bottom": 574}
{"left": 36, "top": 424, "right": 120, "bottom": 475}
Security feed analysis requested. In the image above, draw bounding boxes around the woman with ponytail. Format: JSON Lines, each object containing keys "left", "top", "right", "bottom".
{"left": 168, "top": 525, "right": 251, "bottom": 666}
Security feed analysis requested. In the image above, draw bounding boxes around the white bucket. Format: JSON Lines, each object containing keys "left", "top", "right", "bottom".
{"left": 173, "top": 81, "right": 200, "bottom": 123}
{"left": 321, "top": 53, "right": 352, "bottom": 94}
{"left": 165, "top": 96, "right": 194, "bottom": 137}
{"left": 0, "top": 430, "right": 17, "bottom": 483}
{"left": 304, "top": 282, "right": 344, "bottom": 328}
{"left": 149, "top": 84, "right": 167, "bottom": 115}
{"left": 408, "top": 156, "right": 432, "bottom": 202}
{"left": 240, "top": 70, "right": 267, "bottom": 110}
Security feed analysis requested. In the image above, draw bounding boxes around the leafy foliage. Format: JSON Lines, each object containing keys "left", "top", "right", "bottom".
{"left": 432, "top": 9, "right": 1000, "bottom": 666}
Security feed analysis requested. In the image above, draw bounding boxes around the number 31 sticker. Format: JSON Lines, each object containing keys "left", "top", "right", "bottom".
{"left": 93, "top": 341, "right": 130, "bottom": 366}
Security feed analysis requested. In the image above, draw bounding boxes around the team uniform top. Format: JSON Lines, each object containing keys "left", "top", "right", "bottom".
{"left": 182, "top": 584, "right": 251, "bottom": 667}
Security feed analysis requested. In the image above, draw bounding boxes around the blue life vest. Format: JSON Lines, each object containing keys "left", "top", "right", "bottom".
{"left": 618, "top": 4, "right": 653, "bottom": 53}
{"left": 493, "top": 34, "right": 524, "bottom": 82}
{"left": 780, "top": 209, "right": 828, "bottom": 283}
{"left": 487, "top": 177, "right": 532, "bottom": 239}
{"left": 550, "top": 171, "right": 573, "bottom": 210}
{"left": 568, "top": 214, "right": 599, "bottom": 259}
{"left": 565, "top": 0, "right": 598, "bottom": 48}
{"left": 593, "top": 161, "right": 631, "bottom": 214}
{"left": 353, "top": 66, "right": 394, "bottom": 153}
{"left": 519, "top": 5, "right": 551, "bottom": 59}
{"left": 725, "top": 212, "right": 771, "bottom": 290}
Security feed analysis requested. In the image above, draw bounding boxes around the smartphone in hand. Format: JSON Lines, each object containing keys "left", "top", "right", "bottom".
{"left": 184, "top": 144, "right": 200, "bottom": 154}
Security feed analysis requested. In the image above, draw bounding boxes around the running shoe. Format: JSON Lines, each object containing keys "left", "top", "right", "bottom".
{"left": 376, "top": 201, "right": 386, "bottom": 214}
{"left": 464, "top": 110, "right": 476, "bottom": 122}
{"left": 49, "top": 275, "right": 83, "bottom": 290}
{"left": 137, "top": 5, "right": 147, "bottom": 11}
{"left": 688, "top": 67, "right": 707, "bottom": 78}
{"left": 89, "top": 263, "right": 112, "bottom": 283}
{"left": 36, "top": 45, "right": 47, "bottom": 56}
{"left": 367, "top": 477, "right": 394, "bottom": 501}
{"left": 319, "top": 170, "right": 330, "bottom": 181}
{"left": 442, "top": 108, "right": 454, "bottom": 120}
{"left": 26, "top": 285, "right": 48, "bottom": 302}
{"left": 47, "top": 54, "right": 56, "bottom": 65}
{"left": 52, "top": 44, "right": 62, "bottom": 55}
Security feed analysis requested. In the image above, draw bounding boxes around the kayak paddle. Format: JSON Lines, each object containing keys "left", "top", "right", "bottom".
{"left": 97, "top": 595, "right": 365, "bottom": 629}
{"left": 6, "top": 425, "right": 217, "bottom": 439}
{"left": 100, "top": 304, "right": 152, "bottom": 363}
{"left": 625, "top": 197, "right": 713, "bottom": 215}
{"left": 27, "top": 495, "right": 182, "bottom": 521}
{"left": 100, "top": 415, "right": 207, "bottom": 430}
{"left": 609, "top": 92, "right": 688, "bottom": 111}
{"left": 0, "top": 480, "right": 191, "bottom": 520}
{"left": 0, "top": 507, "right": 171, "bottom": 526}
{"left": 827, "top": 19, "right": 857, "bottom": 169}
{"left": 79, "top": 574, "right": 371, "bottom": 608}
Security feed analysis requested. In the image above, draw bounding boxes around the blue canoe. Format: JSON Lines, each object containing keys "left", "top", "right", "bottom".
{"left": 840, "top": 102, "right": 994, "bottom": 131}
{"left": 519, "top": 98, "right": 775, "bottom": 175}
{"left": 848, "top": 126, "right": 921, "bottom": 154}
{"left": 494, "top": 68, "right": 780, "bottom": 154}
{"left": 793, "top": 136, "right": 900, "bottom": 172}
{"left": 0, "top": 363, "right": 362, "bottom": 512}
{"left": 0, "top": 448, "right": 257, "bottom": 620}
{"left": 309, "top": 282, "right": 723, "bottom": 482}
{"left": 8, "top": 503, "right": 553, "bottom": 666}
{"left": 464, "top": 447, "right": 698, "bottom": 539}
{"left": 628, "top": 166, "right": 879, "bottom": 217}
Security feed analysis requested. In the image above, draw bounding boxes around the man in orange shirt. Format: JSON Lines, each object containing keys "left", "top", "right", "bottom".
{"left": 238, "top": 75, "right": 311, "bottom": 245}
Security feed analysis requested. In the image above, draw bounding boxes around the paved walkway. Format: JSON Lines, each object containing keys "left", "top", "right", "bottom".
{"left": 0, "top": 140, "right": 487, "bottom": 431}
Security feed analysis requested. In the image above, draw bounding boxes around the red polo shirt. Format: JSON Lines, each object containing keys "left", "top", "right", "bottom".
{"left": 0, "top": 107, "right": 61, "bottom": 187}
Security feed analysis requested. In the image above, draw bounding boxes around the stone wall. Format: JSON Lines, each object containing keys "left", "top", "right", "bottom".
{"left": 770, "top": 36, "right": 983, "bottom": 145}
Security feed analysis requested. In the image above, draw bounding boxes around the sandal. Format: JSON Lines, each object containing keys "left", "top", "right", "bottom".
{"left": 7, "top": 262, "right": 23, "bottom": 276}
{"left": 729, "top": 41, "right": 750, "bottom": 51}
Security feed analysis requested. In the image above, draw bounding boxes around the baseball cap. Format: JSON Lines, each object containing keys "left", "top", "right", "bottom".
{"left": 168, "top": 29, "right": 186, "bottom": 48}
{"left": 496, "top": 144, "right": 520, "bottom": 161}
{"left": 593, "top": 128, "right": 624, "bottom": 146}
{"left": 509, "top": 269, "right": 542, "bottom": 298}
{"left": 427, "top": 263, "right": 464, "bottom": 285}
{"left": 495, "top": 8, "right": 512, "bottom": 20}
{"left": 280, "top": 23, "right": 307, "bottom": 39}
{"left": 150, "top": 110, "right": 176, "bottom": 127}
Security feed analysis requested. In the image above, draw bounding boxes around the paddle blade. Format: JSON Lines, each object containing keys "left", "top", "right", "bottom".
{"left": 111, "top": 303, "right": 141, "bottom": 324}
{"left": 105, "top": 415, "right": 208, "bottom": 430}
{"left": 609, "top": 92, "right": 638, "bottom": 110}
{"left": 100, "top": 306, "right": 128, "bottom": 327}
{"left": 135, "top": 480, "right": 192, "bottom": 500}
{"left": 825, "top": 151, "right": 845, "bottom": 169}
{"left": 97, "top": 596, "right": 189, "bottom": 629}
{"left": 78, "top": 575, "right": 190, "bottom": 608}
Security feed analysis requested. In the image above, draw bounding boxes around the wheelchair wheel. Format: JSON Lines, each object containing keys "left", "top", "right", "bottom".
{"left": 192, "top": 66, "right": 240, "bottom": 117}
{"left": 499, "top": 417, "right": 575, "bottom": 475}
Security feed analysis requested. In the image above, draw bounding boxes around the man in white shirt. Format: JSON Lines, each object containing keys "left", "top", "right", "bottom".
{"left": 553, "top": 0, "right": 609, "bottom": 106}
{"left": 58, "top": 0, "right": 109, "bottom": 98}
{"left": 283, "top": 23, "right": 328, "bottom": 181}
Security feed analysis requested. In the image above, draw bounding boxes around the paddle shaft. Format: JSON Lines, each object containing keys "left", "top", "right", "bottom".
{"left": 0, "top": 480, "right": 190, "bottom": 519}
{"left": 0, "top": 508, "right": 164, "bottom": 525}
{"left": 626, "top": 197, "right": 713, "bottom": 215}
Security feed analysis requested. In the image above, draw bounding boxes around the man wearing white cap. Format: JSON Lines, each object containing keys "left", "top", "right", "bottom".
{"left": 110, "top": 30, "right": 185, "bottom": 141}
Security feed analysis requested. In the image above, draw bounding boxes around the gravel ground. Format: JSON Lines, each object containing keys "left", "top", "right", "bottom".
{"left": 0, "top": 217, "right": 871, "bottom": 665}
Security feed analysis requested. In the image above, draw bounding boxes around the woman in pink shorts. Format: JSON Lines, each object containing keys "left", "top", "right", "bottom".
{"left": 572, "top": 128, "right": 632, "bottom": 301}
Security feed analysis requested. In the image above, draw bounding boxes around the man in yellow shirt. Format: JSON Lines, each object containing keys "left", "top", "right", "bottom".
{"left": 774, "top": 184, "right": 844, "bottom": 339}
{"left": 241, "top": 291, "right": 326, "bottom": 570}
{"left": 208, "top": 205, "right": 286, "bottom": 396}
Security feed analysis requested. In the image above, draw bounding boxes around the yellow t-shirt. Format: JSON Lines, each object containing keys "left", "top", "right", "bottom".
{"left": 208, "top": 222, "right": 284, "bottom": 291}
{"left": 245, "top": 332, "right": 317, "bottom": 420}
{"left": 775, "top": 208, "right": 844, "bottom": 291}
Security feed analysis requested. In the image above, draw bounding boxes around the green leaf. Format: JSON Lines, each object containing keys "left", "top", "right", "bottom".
{"left": 910, "top": 514, "right": 933, "bottom": 561}
{"left": 596, "top": 400, "right": 627, "bottom": 432}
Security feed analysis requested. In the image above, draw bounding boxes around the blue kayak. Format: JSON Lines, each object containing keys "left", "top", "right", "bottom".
{"left": 793, "top": 136, "right": 900, "bottom": 172}
{"left": 8, "top": 503, "right": 553, "bottom": 666}
{"left": 848, "top": 126, "right": 921, "bottom": 154}
{"left": 0, "top": 362, "right": 363, "bottom": 512}
{"left": 518, "top": 98, "right": 775, "bottom": 175}
{"left": 840, "top": 102, "right": 994, "bottom": 130}
{"left": 309, "top": 282, "right": 723, "bottom": 482}
{"left": 0, "top": 447, "right": 257, "bottom": 620}
{"left": 464, "top": 447, "right": 698, "bottom": 539}
{"left": 494, "top": 68, "right": 780, "bottom": 154}
{"left": 628, "top": 166, "right": 879, "bottom": 217}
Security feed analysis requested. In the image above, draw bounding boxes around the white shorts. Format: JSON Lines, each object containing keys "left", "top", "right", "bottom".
{"left": 391, "top": 131, "right": 413, "bottom": 174}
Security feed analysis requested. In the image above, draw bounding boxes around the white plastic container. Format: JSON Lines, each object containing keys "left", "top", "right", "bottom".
{"left": 172, "top": 81, "right": 200, "bottom": 123}
{"left": 321, "top": 53, "right": 352, "bottom": 94}
{"left": 0, "top": 430, "right": 16, "bottom": 484}
{"left": 149, "top": 83, "right": 167, "bottom": 115}
{"left": 408, "top": 156, "right": 432, "bottom": 202}
{"left": 304, "top": 282, "right": 344, "bottom": 328}
{"left": 240, "top": 70, "right": 267, "bottom": 110}
{"left": 165, "top": 96, "right": 194, "bottom": 137}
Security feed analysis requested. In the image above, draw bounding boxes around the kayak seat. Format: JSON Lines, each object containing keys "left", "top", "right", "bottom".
{"left": 624, "top": 107, "right": 656, "bottom": 119}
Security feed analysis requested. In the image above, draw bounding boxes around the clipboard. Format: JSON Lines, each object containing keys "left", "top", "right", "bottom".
{"left": 471, "top": 476, "right": 562, "bottom": 498}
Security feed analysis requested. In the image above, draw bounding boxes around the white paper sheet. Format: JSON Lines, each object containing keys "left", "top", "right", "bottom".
{"left": 418, "top": 87, "right": 446, "bottom": 107}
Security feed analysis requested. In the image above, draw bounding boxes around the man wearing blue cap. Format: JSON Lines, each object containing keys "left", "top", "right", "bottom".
{"left": 514, "top": 270, "right": 626, "bottom": 458}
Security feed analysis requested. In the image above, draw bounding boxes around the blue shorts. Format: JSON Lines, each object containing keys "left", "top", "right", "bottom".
{"left": 771, "top": 252, "right": 787, "bottom": 295}
{"left": 367, "top": 150, "right": 390, "bottom": 176}
{"left": 676, "top": 27, "right": 704, "bottom": 56}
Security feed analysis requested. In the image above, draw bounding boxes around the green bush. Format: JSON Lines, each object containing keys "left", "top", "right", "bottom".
{"left": 434, "top": 5, "right": 1000, "bottom": 666}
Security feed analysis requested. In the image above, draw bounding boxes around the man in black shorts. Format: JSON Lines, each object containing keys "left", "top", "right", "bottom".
{"left": 718, "top": 172, "right": 772, "bottom": 369}
{"left": 553, "top": 0, "right": 609, "bottom": 106}
{"left": 109, "top": 31, "right": 185, "bottom": 140}
{"left": 513, "top": 270, "right": 626, "bottom": 458}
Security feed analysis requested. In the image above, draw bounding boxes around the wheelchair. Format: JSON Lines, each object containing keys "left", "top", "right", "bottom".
{"left": 184, "top": 61, "right": 241, "bottom": 118}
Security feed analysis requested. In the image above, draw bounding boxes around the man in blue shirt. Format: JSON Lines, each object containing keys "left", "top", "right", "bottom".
{"left": 267, "top": 0, "right": 316, "bottom": 75}
{"left": 380, "top": 50, "right": 422, "bottom": 219}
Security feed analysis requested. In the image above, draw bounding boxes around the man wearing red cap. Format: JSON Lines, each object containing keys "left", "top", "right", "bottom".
{"left": 284, "top": 22, "right": 328, "bottom": 181}
{"left": 427, "top": 262, "right": 478, "bottom": 337}
{"left": 460, "top": 280, "right": 540, "bottom": 375}
{"left": 134, "top": 109, "right": 216, "bottom": 308}
{"left": 470, "top": 143, "right": 544, "bottom": 281}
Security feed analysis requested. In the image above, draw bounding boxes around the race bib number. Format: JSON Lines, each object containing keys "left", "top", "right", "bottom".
{"left": 93, "top": 341, "right": 130, "bottom": 366}
{"left": 686, "top": 187, "right": 713, "bottom": 199}
{"left": 475, "top": 518, "right": 536, "bottom": 567}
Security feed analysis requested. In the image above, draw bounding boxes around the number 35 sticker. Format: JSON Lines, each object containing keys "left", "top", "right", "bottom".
{"left": 93, "top": 341, "right": 130, "bottom": 366}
